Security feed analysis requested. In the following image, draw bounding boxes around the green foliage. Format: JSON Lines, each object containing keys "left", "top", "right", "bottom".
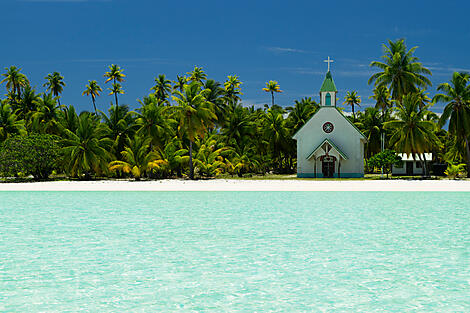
{"left": 0, "top": 53, "right": 460, "bottom": 181}
{"left": 0, "top": 134, "right": 60, "bottom": 179}
{"left": 368, "top": 149, "right": 402, "bottom": 178}
{"left": 368, "top": 39, "right": 432, "bottom": 100}
{"left": 444, "top": 163, "right": 466, "bottom": 179}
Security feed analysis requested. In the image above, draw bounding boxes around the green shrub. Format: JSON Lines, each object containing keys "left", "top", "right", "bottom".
{"left": 0, "top": 134, "right": 60, "bottom": 180}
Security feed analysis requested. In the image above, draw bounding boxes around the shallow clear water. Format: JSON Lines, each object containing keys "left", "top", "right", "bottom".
{"left": 0, "top": 192, "right": 469, "bottom": 312}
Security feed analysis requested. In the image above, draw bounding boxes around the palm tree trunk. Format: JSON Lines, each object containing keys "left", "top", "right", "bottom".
{"left": 465, "top": 137, "right": 470, "bottom": 178}
{"left": 271, "top": 92, "right": 274, "bottom": 106}
{"left": 352, "top": 104, "right": 355, "bottom": 121}
{"left": 115, "top": 93, "right": 119, "bottom": 108}
{"left": 189, "top": 140, "right": 194, "bottom": 180}
{"left": 92, "top": 97, "right": 97, "bottom": 114}
{"left": 417, "top": 154, "right": 425, "bottom": 177}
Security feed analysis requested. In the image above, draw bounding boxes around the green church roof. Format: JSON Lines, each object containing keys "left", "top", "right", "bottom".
{"left": 319, "top": 71, "right": 337, "bottom": 92}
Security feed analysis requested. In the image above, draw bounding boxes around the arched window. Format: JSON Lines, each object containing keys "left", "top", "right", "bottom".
{"left": 325, "top": 93, "right": 331, "bottom": 106}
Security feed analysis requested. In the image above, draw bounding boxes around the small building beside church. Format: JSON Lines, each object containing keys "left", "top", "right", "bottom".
{"left": 392, "top": 153, "right": 432, "bottom": 176}
{"left": 293, "top": 68, "right": 367, "bottom": 178}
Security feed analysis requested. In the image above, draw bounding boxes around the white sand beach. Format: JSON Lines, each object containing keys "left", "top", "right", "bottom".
{"left": 0, "top": 179, "right": 469, "bottom": 192}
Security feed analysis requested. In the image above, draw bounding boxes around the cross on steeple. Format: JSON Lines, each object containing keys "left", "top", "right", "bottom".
{"left": 324, "top": 56, "right": 334, "bottom": 72}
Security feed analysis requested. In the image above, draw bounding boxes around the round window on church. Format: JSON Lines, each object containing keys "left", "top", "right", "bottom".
{"left": 323, "top": 122, "right": 334, "bottom": 133}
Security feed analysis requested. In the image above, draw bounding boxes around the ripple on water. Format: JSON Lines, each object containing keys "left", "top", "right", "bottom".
{"left": 0, "top": 191, "right": 469, "bottom": 312}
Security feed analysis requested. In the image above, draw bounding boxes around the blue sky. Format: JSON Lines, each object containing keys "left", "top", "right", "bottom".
{"left": 1, "top": 0, "right": 469, "bottom": 113}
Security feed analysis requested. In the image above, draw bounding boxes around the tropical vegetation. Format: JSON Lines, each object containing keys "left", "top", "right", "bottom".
{"left": 0, "top": 38, "right": 467, "bottom": 180}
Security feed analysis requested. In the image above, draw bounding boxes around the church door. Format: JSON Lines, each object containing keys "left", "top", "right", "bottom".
{"left": 322, "top": 158, "right": 335, "bottom": 178}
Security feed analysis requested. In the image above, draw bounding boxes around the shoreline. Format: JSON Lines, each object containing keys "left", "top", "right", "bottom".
{"left": 0, "top": 179, "right": 469, "bottom": 192}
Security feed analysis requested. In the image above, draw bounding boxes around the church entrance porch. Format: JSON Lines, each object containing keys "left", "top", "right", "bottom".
{"left": 320, "top": 155, "right": 336, "bottom": 178}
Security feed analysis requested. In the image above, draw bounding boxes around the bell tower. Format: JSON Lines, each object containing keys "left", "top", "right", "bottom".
{"left": 319, "top": 57, "right": 337, "bottom": 106}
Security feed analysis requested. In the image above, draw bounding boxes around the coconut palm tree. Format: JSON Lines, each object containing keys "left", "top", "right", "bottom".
{"left": 355, "top": 107, "right": 383, "bottom": 158}
{"left": 286, "top": 97, "right": 318, "bottom": 133}
{"left": 263, "top": 108, "right": 289, "bottom": 171}
{"left": 108, "top": 83, "right": 124, "bottom": 107}
{"left": 100, "top": 104, "right": 137, "bottom": 158}
{"left": 43, "top": 72, "right": 66, "bottom": 106}
{"left": 173, "top": 75, "right": 186, "bottom": 93}
{"left": 30, "top": 93, "right": 61, "bottom": 134}
{"left": 104, "top": 64, "right": 125, "bottom": 85}
{"left": 82, "top": 80, "right": 103, "bottom": 113}
{"left": 224, "top": 75, "right": 243, "bottom": 108}
{"left": 384, "top": 93, "right": 440, "bottom": 176}
{"left": 221, "top": 104, "right": 253, "bottom": 149}
{"left": 57, "top": 105, "right": 79, "bottom": 135}
{"left": 151, "top": 74, "right": 172, "bottom": 103}
{"left": 433, "top": 71, "right": 470, "bottom": 177}
{"left": 172, "top": 81, "right": 216, "bottom": 179}
{"left": 0, "top": 102, "right": 25, "bottom": 141}
{"left": 16, "top": 85, "right": 40, "bottom": 121}
{"left": 187, "top": 66, "right": 207, "bottom": 84}
{"left": 262, "top": 80, "right": 282, "bottom": 106}
{"left": 370, "top": 85, "right": 392, "bottom": 115}
{"left": 136, "top": 94, "right": 175, "bottom": 148}
{"left": 368, "top": 39, "right": 432, "bottom": 100}
{"left": 1, "top": 66, "right": 29, "bottom": 100}
{"left": 203, "top": 79, "right": 225, "bottom": 124}
{"left": 109, "top": 135, "right": 167, "bottom": 180}
{"left": 343, "top": 91, "right": 361, "bottom": 121}
{"left": 61, "top": 112, "right": 113, "bottom": 179}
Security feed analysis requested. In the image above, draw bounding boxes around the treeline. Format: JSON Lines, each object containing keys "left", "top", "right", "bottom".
{"left": 0, "top": 38, "right": 469, "bottom": 180}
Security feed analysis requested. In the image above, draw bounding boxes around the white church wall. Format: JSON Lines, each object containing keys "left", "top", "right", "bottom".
{"left": 295, "top": 107, "right": 365, "bottom": 178}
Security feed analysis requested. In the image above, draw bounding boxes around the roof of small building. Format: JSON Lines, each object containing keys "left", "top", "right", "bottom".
{"left": 319, "top": 71, "right": 337, "bottom": 92}
{"left": 398, "top": 153, "right": 432, "bottom": 161}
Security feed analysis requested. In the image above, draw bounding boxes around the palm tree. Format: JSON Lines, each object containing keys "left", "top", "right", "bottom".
{"left": 16, "top": 85, "right": 40, "bottom": 121}
{"left": 355, "top": 107, "right": 383, "bottom": 158}
{"left": 43, "top": 72, "right": 66, "bottom": 106}
{"left": 100, "top": 104, "right": 137, "bottom": 157}
{"left": 263, "top": 109, "right": 290, "bottom": 171}
{"left": 433, "top": 71, "right": 470, "bottom": 177}
{"left": 286, "top": 97, "right": 318, "bottom": 133}
{"left": 104, "top": 64, "right": 125, "bottom": 107}
{"left": 204, "top": 79, "right": 225, "bottom": 124}
{"left": 172, "top": 82, "right": 216, "bottom": 179}
{"left": 0, "top": 102, "right": 25, "bottom": 141}
{"left": 224, "top": 75, "right": 243, "bottom": 108}
{"left": 151, "top": 74, "right": 172, "bottom": 103}
{"left": 173, "top": 75, "right": 187, "bottom": 93}
{"left": 370, "top": 85, "right": 391, "bottom": 114}
{"left": 262, "top": 80, "right": 282, "bottom": 106}
{"left": 343, "top": 91, "right": 361, "bottom": 121}
{"left": 187, "top": 66, "right": 207, "bottom": 84}
{"left": 368, "top": 39, "right": 432, "bottom": 100}
{"left": 109, "top": 135, "right": 167, "bottom": 180}
{"left": 108, "top": 83, "right": 124, "bottom": 107}
{"left": 57, "top": 105, "right": 79, "bottom": 135}
{"left": 31, "top": 93, "right": 61, "bottom": 134}
{"left": 221, "top": 104, "right": 253, "bottom": 149}
{"left": 1, "top": 66, "right": 29, "bottom": 100}
{"left": 154, "top": 136, "right": 188, "bottom": 178}
{"left": 136, "top": 94, "right": 175, "bottom": 148}
{"left": 82, "top": 80, "right": 103, "bottom": 113}
{"left": 104, "top": 64, "right": 125, "bottom": 85}
{"left": 61, "top": 112, "right": 113, "bottom": 179}
{"left": 384, "top": 93, "right": 440, "bottom": 176}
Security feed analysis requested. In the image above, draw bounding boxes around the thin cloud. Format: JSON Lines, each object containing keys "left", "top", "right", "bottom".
{"left": 264, "top": 46, "right": 315, "bottom": 54}
{"left": 69, "top": 57, "right": 171, "bottom": 64}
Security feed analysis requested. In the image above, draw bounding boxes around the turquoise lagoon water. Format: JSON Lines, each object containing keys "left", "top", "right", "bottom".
{"left": 0, "top": 191, "right": 469, "bottom": 312}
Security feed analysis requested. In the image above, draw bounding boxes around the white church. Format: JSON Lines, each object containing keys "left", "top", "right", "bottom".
{"left": 293, "top": 58, "right": 367, "bottom": 178}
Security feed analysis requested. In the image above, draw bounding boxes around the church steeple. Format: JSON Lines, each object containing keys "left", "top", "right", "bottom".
{"left": 319, "top": 57, "right": 338, "bottom": 106}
